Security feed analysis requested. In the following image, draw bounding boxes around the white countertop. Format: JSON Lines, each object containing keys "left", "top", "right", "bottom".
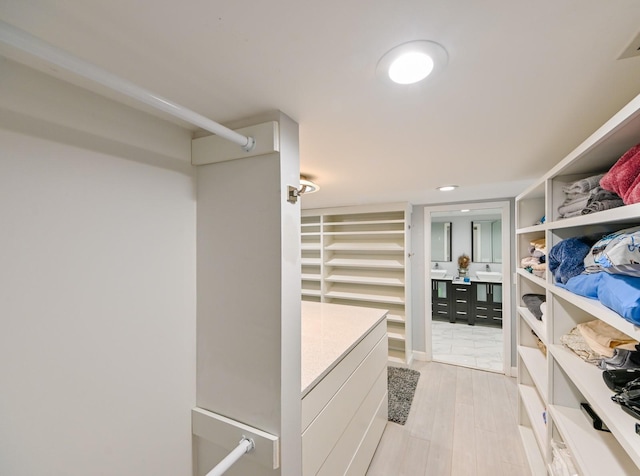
{"left": 432, "top": 276, "right": 502, "bottom": 284}
{"left": 301, "top": 301, "right": 387, "bottom": 396}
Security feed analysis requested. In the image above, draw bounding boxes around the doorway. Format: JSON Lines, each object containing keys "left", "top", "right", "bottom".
{"left": 424, "top": 201, "right": 511, "bottom": 374}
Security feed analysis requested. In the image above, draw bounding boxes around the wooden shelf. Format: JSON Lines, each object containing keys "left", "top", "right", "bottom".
{"left": 324, "top": 242, "right": 403, "bottom": 251}
{"left": 387, "top": 348, "right": 407, "bottom": 366}
{"left": 549, "top": 405, "right": 638, "bottom": 475}
{"left": 518, "top": 346, "right": 548, "bottom": 401}
{"left": 519, "top": 384, "right": 547, "bottom": 459}
{"left": 302, "top": 289, "right": 322, "bottom": 297}
{"left": 386, "top": 313, "right": 405, "bottom": 324}
{"left": 387, "top": 331, "right": 405, "bottom": 342}
{"left": 325, "top": 257, "right": 404, "bottom": 269}
{"left": 516, "top": 268, "right": 548, "bottom": 289}
{"left": 323, "top": 230, "right": 404, "bottom": 236}
{"left": 325, "top": 274, "right": 404, "bottom": 287}
{"left": 546, "top": 202, "right": 640, "bottom": 231}
{"left": 517, "top": 306, "right": 547, "bottom": 345}
{"left": 323, "top": 219, "right": 404, "bottom": 226}
{"left": 516, "top": 223, "right": 547, "bottom": 235}
{"left": 549, "top": 285, "right": 640, "bottom": 341}
{"left": 301, "top": 273, "right": 321, "bottom": 281}
{"left": 518, "top": 426, "right": 546, "bottom": 476}
{"left": 550, "top": 344, "right": 640, "bottom": 468}
{"left": 324, "top": 291, "right": 404, "bottom": 305}
{"left": 301, "top": 258, "right": 322, "bottom": 266}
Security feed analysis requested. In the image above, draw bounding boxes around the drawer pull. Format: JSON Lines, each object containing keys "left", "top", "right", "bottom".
{"left": 437, "top": 303, "right": 447, "bottom": 307}
{"left": 456, "top": 311, "right": 467, "bottom": 315}
{"left": 456, "top": 299, "right": 467, "bottom": 303}
{"left": 476, "top": 315, "right": 488, "bottom": 319}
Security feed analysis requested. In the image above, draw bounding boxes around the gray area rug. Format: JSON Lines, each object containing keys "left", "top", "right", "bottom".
{"left": 387, "top": 367, "right": 420, "bottom": 425}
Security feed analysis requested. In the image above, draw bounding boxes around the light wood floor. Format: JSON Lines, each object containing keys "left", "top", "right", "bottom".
{"left": 366, "top": 361, "right": 532, "bottom": 476}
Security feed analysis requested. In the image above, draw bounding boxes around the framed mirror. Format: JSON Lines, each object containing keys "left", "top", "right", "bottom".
{"left": 431, "top": 222, "right": 452, "bottom": 261}
{"left": 472, "top": 220, "right": 502, "bottom": 263}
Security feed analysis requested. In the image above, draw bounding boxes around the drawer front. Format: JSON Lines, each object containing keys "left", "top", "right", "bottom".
{"left": 316, "top": 369, "right": 387, "bottom": 476}
{"left": 302, "top": 335, "right": 388, "bottom": 476}
{"left": 302, "top": 320, "right": 386, "bottom": 430}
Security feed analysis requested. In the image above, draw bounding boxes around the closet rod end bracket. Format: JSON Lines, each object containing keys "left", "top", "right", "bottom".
{"left": 242, "top": 136, "right": 256, "bottom": 152}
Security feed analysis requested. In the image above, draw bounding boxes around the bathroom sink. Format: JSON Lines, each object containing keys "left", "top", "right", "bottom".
{"left": 431, "top": 269, "right": 447, "bottom": 279}
{"left": 475, "top": 271, "right": 502, "bottom": 282}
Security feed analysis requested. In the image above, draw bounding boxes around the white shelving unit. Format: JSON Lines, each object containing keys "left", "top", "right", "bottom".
{"left": 516, "top": 92, "right": 640, "bottom": 475}
{"left": 301, "top": 203, "right": 413, "bottom": 366}
{"left": 301, "top": 214, "right": 323, "bottom": 301}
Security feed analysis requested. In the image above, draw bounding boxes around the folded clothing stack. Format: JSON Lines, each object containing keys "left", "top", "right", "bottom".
{"left": 557, "top": 173, "right": 624, "bottom": 219}
{"left": 561, "top": 273, "right": 640, "bottom": 326}
{"left": 601, "top": 143, "right": 640, "bottom": 205}
{"left": 553, "top": 225, "right": 640, "bottom": 324}
{"left": 560, "top": 319, "right": 639, "bottom": 367}
{"left": 548, "top": 236, "right": 597, "bottom": 284}
{"left": 522, "top": 293, "right": 546, "bottom": 320}
{"left": 520, "top": 237, "right": 547, "bottom": 278}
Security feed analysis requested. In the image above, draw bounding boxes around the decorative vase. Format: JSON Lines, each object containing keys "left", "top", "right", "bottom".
{"left": 458, "top": 268, "right": 468, "bottom": 277}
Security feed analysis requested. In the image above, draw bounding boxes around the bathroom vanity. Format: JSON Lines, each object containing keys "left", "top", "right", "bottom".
{"left": 431, "top": 277, "right": 502, "bottom": 327}
{"left": 301, "top": 301, "right": 388, "bottom": 475}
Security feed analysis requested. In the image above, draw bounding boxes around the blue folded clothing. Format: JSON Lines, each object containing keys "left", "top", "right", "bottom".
{"left": 561, "top": 273, "right": 601, "bottom": 298}
{"left": 563, "top": 273, "right": 640, "bottom": 325}
{"left": 549, "top": 237, "right": 595, "bottom": 284}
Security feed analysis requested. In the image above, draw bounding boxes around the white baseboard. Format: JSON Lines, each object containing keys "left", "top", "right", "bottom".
{"left": 510, "top": 366, "right": 518, "bottom": 377}
{"left": 412, "top": 351, "right": 429, "bottom": 362}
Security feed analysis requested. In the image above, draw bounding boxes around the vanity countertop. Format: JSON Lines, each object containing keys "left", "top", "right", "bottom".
{"left": 301, "top": 301, "right": 387, "bottom": 397}
{"left": 431, "top": 276, "right": 502, "bottom": 284}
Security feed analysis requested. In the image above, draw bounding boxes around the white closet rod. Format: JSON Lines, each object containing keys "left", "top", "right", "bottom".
{"left": 206, "top": 437, "right": 254, "bottom": 476}
{"left": 0, "top": 20, "right": 255, "bottom": 152}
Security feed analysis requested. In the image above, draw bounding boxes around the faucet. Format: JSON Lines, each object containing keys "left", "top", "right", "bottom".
{"left": 485, "top": 264, "right": 490, "bottom": 271}
{"left": 434, "top": 262, "right": 439, "bottom": 268}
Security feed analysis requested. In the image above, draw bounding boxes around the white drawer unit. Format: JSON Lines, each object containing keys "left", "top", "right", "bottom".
{"left": 301, "top": 301, "right": 388, "bottom": 476}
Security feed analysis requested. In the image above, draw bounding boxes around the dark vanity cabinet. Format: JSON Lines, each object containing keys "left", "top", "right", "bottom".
{"left": 431, "top": 279, "right": 451, "bottom": 322}
{"left": 472, "top": 282, "right": 503, "bottom": 327}
{"left": 452, "top": 283, "right": 472, "bottom": 324}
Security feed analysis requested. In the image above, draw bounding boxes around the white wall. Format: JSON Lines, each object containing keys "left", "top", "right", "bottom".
{"left": 0, "top": 59, "right": 196, "bottom": 475}
{"left": 432, "top": 214, "right": 502, "bottom": 276}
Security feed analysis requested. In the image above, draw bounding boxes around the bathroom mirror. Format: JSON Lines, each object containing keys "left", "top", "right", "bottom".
{"left": 471, "top": 220, "right": 502, "bottom": 263}
{"left": 431, "top": 222, "right": 452, "bottom": 262}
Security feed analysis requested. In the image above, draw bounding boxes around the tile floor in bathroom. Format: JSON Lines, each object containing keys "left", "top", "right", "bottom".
{"left": 431, "top": 320, "right": 503, "bottom": 372}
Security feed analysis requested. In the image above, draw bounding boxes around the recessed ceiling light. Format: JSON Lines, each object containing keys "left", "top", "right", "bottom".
{"left": 461, "top": 209, "right": 470, "bottom": 213}
{"left": 300, "top": 175, "right": 319, "bottom": 194}
{"left": 388, "top": 52, "right": 434, "bottom": 84}
{"left": 376, "top": 40, "right": 448, "bottom": 85}
{"left": 437, "top": 185, "right": 458, "bottom": 192}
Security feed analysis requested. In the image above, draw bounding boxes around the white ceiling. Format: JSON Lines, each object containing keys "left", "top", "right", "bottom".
{"left": 2, "top": 1, "right": 640, "bottom": 209}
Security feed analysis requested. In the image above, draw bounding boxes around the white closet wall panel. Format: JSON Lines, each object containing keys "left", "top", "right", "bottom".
{"left": 0, "top": 60, "right": 196, "bottom": 476}
{"left": 195, "top": 112, "right": 301, "bottom": 476}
